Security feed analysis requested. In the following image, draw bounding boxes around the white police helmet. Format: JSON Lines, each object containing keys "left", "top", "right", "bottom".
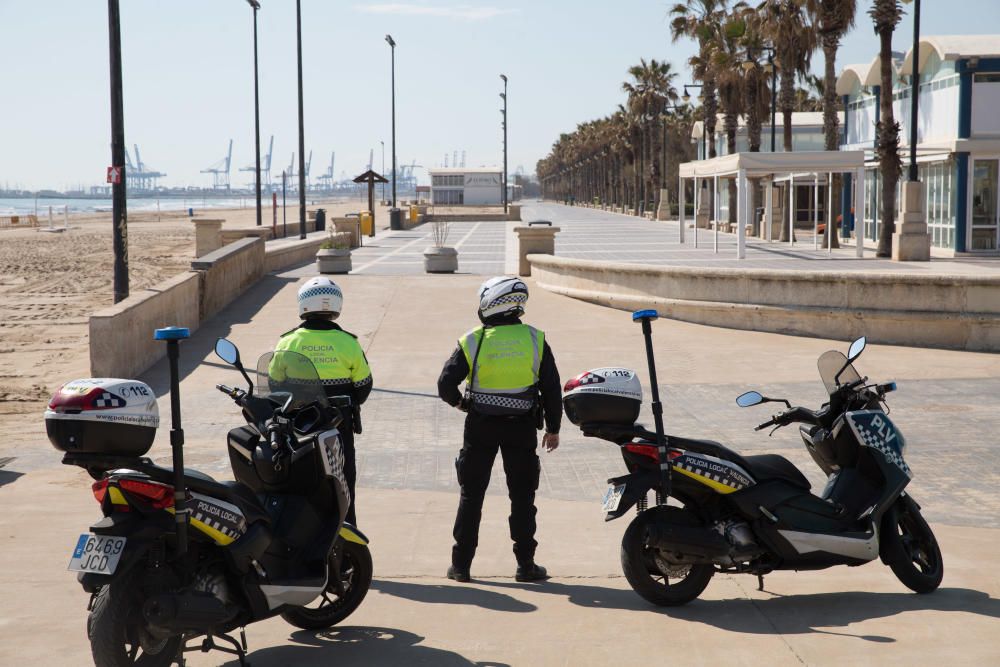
{"left": 298, "top": 277, "right": 343, "bottom": 319}
{"left": 478, "top": 276, "right": 528, "bottom": 320}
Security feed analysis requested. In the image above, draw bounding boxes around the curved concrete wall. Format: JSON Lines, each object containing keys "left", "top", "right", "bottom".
{"left": 527, "top": 254, "right": 1000, "bottom": 351}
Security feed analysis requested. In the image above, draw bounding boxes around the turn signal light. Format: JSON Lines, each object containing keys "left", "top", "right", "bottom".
{"left": 91, "top": 479, "right": 109, "bottom": 503}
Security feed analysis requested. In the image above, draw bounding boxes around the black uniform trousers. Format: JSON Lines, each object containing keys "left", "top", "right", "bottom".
{"left": 452, "top": 412, "right": 540, "bottom": 569}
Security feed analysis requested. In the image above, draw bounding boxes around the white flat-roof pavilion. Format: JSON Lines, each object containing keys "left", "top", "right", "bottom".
{"left": 678, "top": 151, "right": 867, "bottom": 259}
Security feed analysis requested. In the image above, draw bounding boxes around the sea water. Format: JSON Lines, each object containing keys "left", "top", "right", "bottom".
{"left": 0, "top": 196, "right": 253, "bottom": 216}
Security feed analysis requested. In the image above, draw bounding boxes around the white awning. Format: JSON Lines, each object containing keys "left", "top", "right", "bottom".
{"left": 679, "top": 150, "right": 866, "bottom": 179}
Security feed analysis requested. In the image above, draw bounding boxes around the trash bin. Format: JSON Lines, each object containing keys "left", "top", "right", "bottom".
{"left": 409, "top": 205, "right": 418, "bottom": 224}
{"left": 389, "top": 207, "right": 402, "bottom": 230}
{"left": 188, "top": 207, "right": 194, "bottom": 217}
{"left": 315, "top": 208, "right": 326, "bottom": 231}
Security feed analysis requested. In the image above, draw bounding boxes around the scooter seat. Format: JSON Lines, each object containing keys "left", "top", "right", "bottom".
{"left": 742, "top": 454, "right": 811, "bottom": 490}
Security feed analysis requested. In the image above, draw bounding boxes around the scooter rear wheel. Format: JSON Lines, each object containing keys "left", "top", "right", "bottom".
{"left": 621, "top": 505, "right": 715, "bottom": 606}
{"left": 281, "top": 539, "right": 373, "bottom": 630}
{"left": 884, "top": 498, "right": 943, "bottom": 594}
{"left": 87, "top": 569, "right": 182, "bottom": 667}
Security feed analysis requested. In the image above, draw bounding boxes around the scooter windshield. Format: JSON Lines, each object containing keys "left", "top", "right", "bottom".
{"left": 817, "top": 350, "right": 862, "bottom": 395}
{"left": 255, "top": 350, "right": 330, "bottom": 411}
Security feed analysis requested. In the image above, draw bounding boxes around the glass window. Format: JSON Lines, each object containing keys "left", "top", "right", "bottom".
{"left": 974, "top": 73, "right": 1000, "bottom": 83}
{"left": 971, "top": 159, "right": 999, "bottom": 250}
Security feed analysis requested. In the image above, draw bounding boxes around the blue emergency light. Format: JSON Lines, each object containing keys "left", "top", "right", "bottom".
{"left": 632, "top": 309, "right": 659, "bottom": 322}
{"left": 154, "top": 326, "right": 191, "bottom": 341}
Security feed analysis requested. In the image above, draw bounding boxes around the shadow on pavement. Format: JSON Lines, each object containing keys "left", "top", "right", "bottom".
{"left": 371, "top": 579, "right": 537, "bottom": 613}
{"left": 0, "top": 470, "right": 24, "bottom": 489}
{"left": 484, "top": 581, "right": 999, "bottom": 641}
{"left": 224, "top": 626, "right": 510, "bottom": 667}
{"left": 141, "top": 272, "right": 302, "bottom": 396}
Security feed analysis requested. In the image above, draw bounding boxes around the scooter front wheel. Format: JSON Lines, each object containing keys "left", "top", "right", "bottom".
{"left": 621, "top": 505, "right": 715, "bottom": 606}
{"left": 281, "top": 539, "right": 373, "bottom": 630}
{"left": 883, "top": 498, "right": 943, "bottom": 594}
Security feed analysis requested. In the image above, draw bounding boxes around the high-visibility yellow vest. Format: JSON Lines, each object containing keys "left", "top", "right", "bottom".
{"left": 459, "top": 324, "right": 543, "bottom": 415}
{"left": 274, "top": 327, "right": 371, "bottom": 392}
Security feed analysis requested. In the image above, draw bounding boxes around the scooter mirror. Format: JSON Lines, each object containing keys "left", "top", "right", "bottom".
{"left": 736, "top": 391, "right": 765, "bottom": 408}
{"left": 847, "top": 336, "right": 867, "bottom": 362}
{"left": 215, "top": 338, "right": 240, "bottom": 366}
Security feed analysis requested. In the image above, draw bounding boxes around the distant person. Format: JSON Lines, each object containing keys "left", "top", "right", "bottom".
{"left": 437, "top": 276, "right": 562, "bottom": 583}
{"left": 274, "top": 277, "right": 372, "bottom": 526}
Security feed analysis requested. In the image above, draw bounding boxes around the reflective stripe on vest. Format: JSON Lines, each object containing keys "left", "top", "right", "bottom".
{"left": 459, "top": 324, "right": 543, "bottom": 415}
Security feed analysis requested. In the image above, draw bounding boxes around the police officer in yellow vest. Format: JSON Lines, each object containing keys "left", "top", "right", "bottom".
{"left": 438, "top": 277, "right": 562, "bottom": 583}
{"left": 274, "top": 277, "right": 372, "bottom": 525}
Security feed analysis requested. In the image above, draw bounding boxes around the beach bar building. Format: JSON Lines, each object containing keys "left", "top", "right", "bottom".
{"left": 838, "top": 35, "right": 1000, "bottom": 254}
{"left": 428, "top": 168, "right": 503, "bottom": 205}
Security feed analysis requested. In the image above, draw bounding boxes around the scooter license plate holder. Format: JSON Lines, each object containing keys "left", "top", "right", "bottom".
{"left": 601, "top": 484, "right": 627, "bottom": 513}
{"left": 67, "top": 533, "right": 127, "bottom": 575}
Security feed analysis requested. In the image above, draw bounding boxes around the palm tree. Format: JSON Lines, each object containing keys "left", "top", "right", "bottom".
{"left": 758, "top": 0, "right": 816, "bottom": 151}
{"left": 707, "top": 15, "right": 748, "bottom": 224}
{"left": 758, "top": 0, "right": 816, "bottom": 241}
{"left": 871, "top": 0, "right": 903, "bottom": 257}
{"left": 671, "top": 0, "right": 729, "bottom": 160}
{"left": 623, "top": 59, "right": 680, "bottom": 216}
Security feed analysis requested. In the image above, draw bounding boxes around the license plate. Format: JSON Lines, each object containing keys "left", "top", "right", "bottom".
{"left": 601, "top": 484, "right": 627, "bottom": 513}
{"left": 67, "top": 534, "right": 126, "bottom": 575}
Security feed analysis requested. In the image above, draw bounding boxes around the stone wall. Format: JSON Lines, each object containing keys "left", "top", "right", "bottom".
{"left": 528, "top": 254, "right": 1000, "bottom": 351}
{"left": 89, "top": 232, "right": 330, "bottom": 378}
{"left": 89, "top": 272, "right": 201, "bottom": 379}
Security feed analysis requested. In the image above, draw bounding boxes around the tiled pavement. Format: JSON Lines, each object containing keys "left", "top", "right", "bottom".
{"left": 227, "top": 210, "right": 1000, "bottom": 528}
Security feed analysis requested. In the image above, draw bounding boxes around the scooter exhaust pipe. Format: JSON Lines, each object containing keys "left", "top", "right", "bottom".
{"left": 143, "top": 592, "right": 237, "bottom": 632}
{"left": 645, "top": 521, "right": 731, "bottom": 559}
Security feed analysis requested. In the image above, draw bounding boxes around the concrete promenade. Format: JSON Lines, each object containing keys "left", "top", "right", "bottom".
{"left": 1, "top": 209, "right": 999, "bottom": 665}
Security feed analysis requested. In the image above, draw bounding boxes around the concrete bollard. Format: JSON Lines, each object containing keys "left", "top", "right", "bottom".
{"left": 507, "top": 204, "right": 521, "bottom": 221}
{"left": 192, "top": 218, "right": 225, "bottom": 258}
{"left": 513, "top": 223, "right": 560, "bottom": 277}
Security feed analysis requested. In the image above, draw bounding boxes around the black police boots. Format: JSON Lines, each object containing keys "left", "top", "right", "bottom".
{"left": 515, "top": 563, "right": 549, "bottom": 582}
{"left": 447, "top": 565, "right": 471, "bottom": 583}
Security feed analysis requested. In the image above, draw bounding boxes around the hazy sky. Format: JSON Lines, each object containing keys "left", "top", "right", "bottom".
{"left": 1, "top": 1, "right": 998, "bottom": 191}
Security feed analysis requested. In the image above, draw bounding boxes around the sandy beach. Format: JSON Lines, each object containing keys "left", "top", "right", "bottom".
{"left": 0, "top": 194, "right": 390, "bottom": 449}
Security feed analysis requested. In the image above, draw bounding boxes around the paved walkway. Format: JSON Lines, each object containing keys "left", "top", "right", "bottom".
{"left": 525, "top": 201, "right": 1000, "bottom": 273}
{"left": 3, "top": 211, "right": 1000, "bottom": 665}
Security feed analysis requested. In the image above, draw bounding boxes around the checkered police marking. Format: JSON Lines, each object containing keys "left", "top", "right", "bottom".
{"left": 846, "top": 411, "right": 912, "bottom": 478}
{"left": 93, "top": 392, "right": 126, "bottom": 408}
{"left": 299, "top": 285, "right": 343, "bottom": 301}
{"left": 672, "top": 452, "right": 754, "bottom": 491}
{"left": 472, "top": 392, "right": 534, "bottom": 411}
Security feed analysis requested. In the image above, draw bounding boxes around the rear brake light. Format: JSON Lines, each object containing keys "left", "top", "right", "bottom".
{"left": 118, "top": 478, "right": 174, "bottom": 509}
{"left": 624, "top": 443, "right": 683, "bottom": 462}
{"left": 92, "top": 479, "right": 109, "bottom": 503}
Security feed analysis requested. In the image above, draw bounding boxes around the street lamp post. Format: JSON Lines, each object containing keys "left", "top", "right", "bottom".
{"left": 295, "top": 0, "right": 306, "bottom": 239}
{"left": 906, "top": 0, "right": 921, "bottom": 182}
{"left": 682, "top": 84, "right": 705, "bottom": 159}
{"left": 380, "top": 139, "right": 385, "bottom": 202}
{"left": 765, "top": 46, "right": 777, "bottom": 153}
{"left": 385, "top": 34, "right": 397, "bottom": 208}
{"left": 107, "top": 0, "right": 128, "bottom": 303}
{"left": 247, "top": 0, "right": 262, "bottom": 226}
{"left": 500, "top": 74, "right": 508, "bottom": 214}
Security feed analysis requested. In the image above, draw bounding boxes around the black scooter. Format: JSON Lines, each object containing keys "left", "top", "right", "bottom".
{"left": 59, "top": 331, "right": 372, "bottom": 665}
{"left": 573, "top": 310, "right": 943, "bottom": 606}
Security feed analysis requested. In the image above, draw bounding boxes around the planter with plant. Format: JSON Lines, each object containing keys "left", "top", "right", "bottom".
{"left": 316, "top": 231, "right": 352, "bottom": 274}
{"left": 423, "top": 220, "right": 457, "bottom": 273}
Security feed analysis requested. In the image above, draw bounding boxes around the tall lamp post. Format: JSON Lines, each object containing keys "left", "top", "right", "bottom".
{"left": 385, "top": 34, "right": 397, "bottom": 209}
{"left": 500, "top": 73, "right": 508, "bottom": 214}
{"left": 904, "top": 0, "right": 921, "bottom": 182}
{"left": 107, "top": 0, "right": 128, "bottom": 303}
{"left": 295, "top": 0, "right": 306, "bottom": 239}
{"left": 246, "top": 0, "right": 262, "bottom": 226}
{"left": 682, "top": 84, "right": 705, "bottom": 159}
{"left": 380, "top": 139, "right": 386, "bottom": 202}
